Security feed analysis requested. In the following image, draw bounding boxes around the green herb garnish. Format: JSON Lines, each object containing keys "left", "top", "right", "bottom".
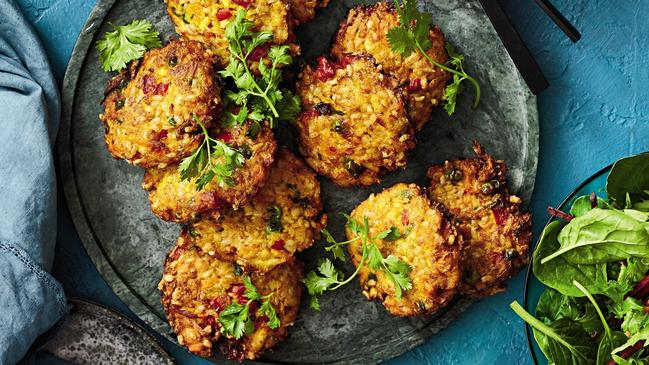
{"left": 266, "top": 205, "right": 283, "bottom": 233}
{"left": 178, "top": 115, "right": 245, "bottom": 190}
{"left": 96, "top": 20, "right": 162, "bottom": 72}
{"left": 387, "top": 0, "right": 480, "bottom": 115}
{"left": 218, "top": 276, "right": 280, "bottom": 339}
{"left": 219, "top": 10, "right": 301, "bottom": 128}
{"left": 304, "top": 215, "right": 412, "bottom": 310}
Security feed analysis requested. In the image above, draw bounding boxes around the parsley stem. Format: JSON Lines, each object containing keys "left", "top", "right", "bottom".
{"left": 330, "top": 242, "right": 368, "bottom": 290}
{"left": 415, "top": 42, "right": 481, "bottom": 108}
{"left": 232, "top": 41, "right": 280, "bottom": 121}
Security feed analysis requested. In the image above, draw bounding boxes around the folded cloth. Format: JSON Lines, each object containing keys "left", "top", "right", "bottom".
{"left": 0, "top": 0, "right": 67, "bottom": 363}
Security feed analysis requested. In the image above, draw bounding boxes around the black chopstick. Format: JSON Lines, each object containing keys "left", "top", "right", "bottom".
{"left": 534, "top": 0, "right": 581, "bottom": 42}
{"left": 478, "top": 0, "right": 549, "bottom": 95}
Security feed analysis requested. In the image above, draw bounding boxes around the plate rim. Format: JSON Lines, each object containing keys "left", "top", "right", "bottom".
{"left": 57, "top": 0, "right": 540, "bottom": 363}
{"left": 522, "top": 163, "right": 613, "bottom": 365}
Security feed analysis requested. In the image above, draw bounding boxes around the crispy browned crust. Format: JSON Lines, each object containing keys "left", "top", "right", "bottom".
{"left": 159, "top": 243, "right": 303, "bottom": 360}
{"left": 296, "top": 55, "right": 416, "bottom": 187}
{"left": 165, "top": 0, "right": 299, "bottom": 66}
{"left": 184, "top": 148, "right": 327, "bottom": 272}
{"left": 101, "top": 40, "right": 221, "bottom": 168}
{"left": 143, "top": 120, "right": 277, "bottom": 223}
{"left": 426, "top": 142, "right": 532, "bottom": 297}
{"left": 288, "top": 0, "right": 330, "bottom": 24}
{"left": 347, "top": 183, "right": 463, "bottom": 316}
{"left": 331, "top": 3, "right": 450, "bottom": 131}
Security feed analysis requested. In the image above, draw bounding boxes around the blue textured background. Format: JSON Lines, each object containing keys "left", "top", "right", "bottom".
{"left": 16, "top": 0, "right": 649, "bottom": 363}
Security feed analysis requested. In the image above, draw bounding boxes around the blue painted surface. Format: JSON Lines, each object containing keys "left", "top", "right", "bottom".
{"left": 15, "top": 0, "right": 649, "bottom": 363}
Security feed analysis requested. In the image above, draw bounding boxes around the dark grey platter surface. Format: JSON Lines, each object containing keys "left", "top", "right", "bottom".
{"left": 42, "top": 298, "right": 173, "bottom": 365}
{"left": 58, "top": 0, "right": 539, "bottom": 364}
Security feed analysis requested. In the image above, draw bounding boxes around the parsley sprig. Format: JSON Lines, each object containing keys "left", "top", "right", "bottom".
{"left": 218, "top": 276, "right": 280, "bottom": 339}
{"left": 387, "top": 0, "right": 481, "bottom": 115}
{"left": 178, "top": 115, "right": 244, "bottom": 190}
{"left": 96, "top": 20, "right": 162, "bottom": 72}
{"left": 304, "top": 215, "right": 413, "bottom": 310}
{"left": 219, "top": 10, "right": 301, "bottom": 128}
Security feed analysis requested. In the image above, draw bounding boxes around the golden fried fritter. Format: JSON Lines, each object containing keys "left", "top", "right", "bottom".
{"left": 184, "top": 148, "right": 326, "bottom": 272}
{"left": 347, "top": 183, "right": 463, "bottom": 316}
{"left": 288, "top": 0, "right": 330, "bottom": 24}
{"left": 143, "top": 120, "right": 276, "bottom": 223}
{"left": 165, "top": 0, "right": 298, "bottom": 65}
{"left": 331, "top": 3, "right": 450, "bottom": 131}
{"left": 296, "top": 55, "right": 415, "bottom": 187}
{"left": 159, "top": 244, "right": 302, "bottom": 360}
{"left": 426, "top": 142, "right": 532, "bottom": 297}
{"left": 101, "top": 40, "right": 220, "bottom": 168}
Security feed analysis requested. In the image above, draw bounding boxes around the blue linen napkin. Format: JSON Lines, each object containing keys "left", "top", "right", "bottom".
{"left": 0, "top": 0, "right": 67, "bottom": 363}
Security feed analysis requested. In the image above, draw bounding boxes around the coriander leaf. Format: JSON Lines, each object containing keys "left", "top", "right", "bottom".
{"left": 376, "top": 226, "right": 402, "bottom": 241}
{"left": 218, "top": 303, "right": 253, "bottom": 339}
{"left": 243, "top": 276, "right": 261, "bottom": 301}
{"left": 387, "top": 2, "right": 481, "bottom": 115}
{"left": 277, "top": 90, "right": 301, "bottom": 123}
{"left": 96, "top": 20, "right": 162, "bottom": 72}
{"left": 258, "top": 299, "right": 280, "bottom": 329}
{"left": 178, "top": 115, "right": 245, "bottom": 189}
{"left": 308, "top": 295, "right": 321, "bottom": 311}
{"left": 322, "top": 229, "right": 347, "bottom": 261}
{"left": 304, "top": 259, "right": 341, "bottom": 297}
{"left": 366, "top": 243, "right": 384, "bottom": 271}
{"left": 268, "top": 45, "right": 293, "bottom": 66}
{"left": 220, "top": 9, "right": 300, "bottom": 128}
{"left": 387, "top": 27, "right": 416, "bottom": 57}
{"left": 383, "top": 255, "right": 413, "bottom": 299}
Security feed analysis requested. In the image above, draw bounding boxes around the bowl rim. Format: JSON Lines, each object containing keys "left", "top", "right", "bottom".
{"left": 523, "top": 163, "right": 613, "bottom": 364}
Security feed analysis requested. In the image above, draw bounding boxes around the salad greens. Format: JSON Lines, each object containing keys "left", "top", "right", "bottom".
{"left": 513, "top": 153, "right": 649, "bottom": 365}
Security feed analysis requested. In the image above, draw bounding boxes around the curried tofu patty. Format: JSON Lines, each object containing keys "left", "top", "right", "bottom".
{"left": 143, "top": 120, "right": 276, "bottom": 223}
{"left": 165, "top": 0, "right": 298, "bottom": 65}
{"left": 296, "top": 55, "right": 416, "bottom": 187}
{"left": 288, "top": 0, "right": 330, "bottom": 24}
{"left": 347, "top": 183, "right": 463, "bottom": 316}
{"left": 331, "top": 3, "right": 450, "bottom": 131}
{"left": 184, "top": 148, "right": 327, "bottom": 272}
{"left": 426, "top": 142, "right": 532, "bottom": 297}
{"left": 101, "top": 40, "right": 221, "bottom": 168}
{"left": 159, "top": 243, "right": 303, "bottom": 360}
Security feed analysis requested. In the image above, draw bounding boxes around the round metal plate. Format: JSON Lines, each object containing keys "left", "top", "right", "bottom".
{"left": 58, "top": 1, "right": 539, "bottom": 363}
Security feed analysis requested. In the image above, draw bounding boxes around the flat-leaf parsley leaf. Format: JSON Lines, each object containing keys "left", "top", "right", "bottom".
{"left": 96, "top": 19, "right": 162, "bottom": 72}
{"left": 218, "top": 276, "right": 281, "bottom": 339}
{"left": 387, "top": 0, "right": 480, "bottom": 115}
{"left": 219, "top": 10, "right": 301, "bottom": 128}
{"left": 178, "top": 115, "right": 245, "bottom": 190}
{"left": 304, "top": 215, "right": 412, "bottom": 310}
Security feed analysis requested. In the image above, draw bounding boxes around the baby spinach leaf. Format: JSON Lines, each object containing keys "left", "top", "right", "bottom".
{"left": 597, "top": 331, "right": 628, "bottom": 365}
{"left": 607, "top": 153, "right": 649, "bottom": 205}
{"left": 511, "top": 301, "right": 596, "bottom": 365}
{"left": 536, "top": 288, "right": 602, "bottom": 336}
{"left": 570, "top": 194, "right": 610, "bottom": 217}
{"left": 533, "top": 221, "right": 603, "bottom": 297}
{"left": 541, "top": 208, "right": 649, "bottom": 264}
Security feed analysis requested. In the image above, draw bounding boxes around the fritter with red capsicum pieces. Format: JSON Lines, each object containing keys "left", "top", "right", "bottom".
{"left": 165, "top": 0, "right": 299, "bottom": 66}
{"left": 101, "top": 40, "right": 221, "bottom": 168}
{"left": 346, "top": 183, "right": 463, "bottom": 316}
{"left": 143, "top": 118, "right": 276, "bottom": 224}
{"left": 331, "top": 3, "right": 450, "bottom": 131}
{"left": 159, "top": 243, "right": 302, "bottom": 360}
{"left": 426, "top": 142, "right": 532, "bottom": 297}
{"left": 296, "top": 55, "right": 415, "bottom": 187}
{"left": 183, "top": 148, "right": 327, "bottom": 272}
